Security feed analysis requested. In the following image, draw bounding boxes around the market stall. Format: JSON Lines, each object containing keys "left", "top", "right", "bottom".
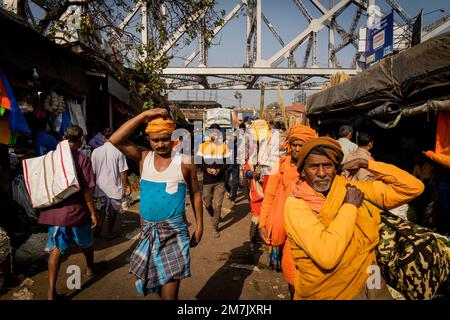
{"left": 305, "top": 31, "right": 450, "bottom": 234}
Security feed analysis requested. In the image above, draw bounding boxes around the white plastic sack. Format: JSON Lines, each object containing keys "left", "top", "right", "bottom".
{"left": 22, "top": 140, "right": 80, "bottom": 208}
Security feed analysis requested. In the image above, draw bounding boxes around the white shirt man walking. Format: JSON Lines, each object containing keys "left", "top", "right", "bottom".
{"left": 337, "top": 125, "right": 358, "bottom": 161}
{"left": 91, "top": 128, "right": 131, "bottom": 240}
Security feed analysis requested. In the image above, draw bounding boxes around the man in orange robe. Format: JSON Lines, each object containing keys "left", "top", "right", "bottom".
{"left": 285, "top": 137, "right": 424, "bottom": 299}
{"left": 258, "top": 125, "right": 317, "bottom": 297}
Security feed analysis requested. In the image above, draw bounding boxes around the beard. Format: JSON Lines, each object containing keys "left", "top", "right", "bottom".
{"left": 311, "top": 177, "right": 332, "bottom": 193}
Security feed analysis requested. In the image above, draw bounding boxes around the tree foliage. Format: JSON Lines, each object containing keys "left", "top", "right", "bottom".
{"left": 23, "top": 0, "right": 224, "bottom": 108}
{"left": 265, "top": 102, "right": 279, "bottom": 110}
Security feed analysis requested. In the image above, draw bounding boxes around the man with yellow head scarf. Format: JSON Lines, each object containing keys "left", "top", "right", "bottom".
{"left": 109, "top": 108, "right": 204, "bottom": 300}
{"left": 196, "top": 123, "right": 231, "bottom": 238}
{"left": 284, "top": 137, "right": 424, "bottom": 300}
{"left": 243, "top": 119, "right": 280, "bottom": 242}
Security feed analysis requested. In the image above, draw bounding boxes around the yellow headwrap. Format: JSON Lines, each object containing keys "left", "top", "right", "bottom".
{"left": 250, "top": 119, "right": 271, "bottom": 141}
{"left": 145, "top": 117, "right": 176, "bottom": 135}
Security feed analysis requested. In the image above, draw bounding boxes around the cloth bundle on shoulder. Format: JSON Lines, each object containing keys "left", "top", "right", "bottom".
{"left": 22, "top": 140, "right": 80, "bottom": 208}
{"left": 373, "top": 199, "right": 450, "bottom": 300}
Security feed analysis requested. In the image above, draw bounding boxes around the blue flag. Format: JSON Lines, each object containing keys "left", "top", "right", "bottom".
{"left": 0, "top": 69, "right": 31, "bottom": 134}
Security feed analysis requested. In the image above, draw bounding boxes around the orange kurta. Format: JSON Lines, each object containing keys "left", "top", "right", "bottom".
{"left": 259, "top": 155, "right": 298, "bottom": 245}
{"left": 259, "top": 155, "right": 298, "bottom": 284}
{"left": 285, "top": 160, "right": 424, "bottom": 300}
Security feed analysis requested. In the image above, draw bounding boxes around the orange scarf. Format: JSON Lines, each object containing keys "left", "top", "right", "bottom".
{"left": 263, "top": 156, "right": 298, "bottom": 246}
{"left": 291, "top": 179, "right": 325, "bottom": 212}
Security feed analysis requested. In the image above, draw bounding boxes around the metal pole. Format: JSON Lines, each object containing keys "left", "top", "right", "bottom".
{"left": 200, "top": 17, "right": 208, "bottom": 66}
{"left": 256, "top": 0, "right": 262, "bottom": 65}
{"left": 141, "top": 1, "right": 148, "bottom": 59}
{"left": 328, "top": 0, "right": 334, "bottom": 68}
{"left": 312, "top": 32, "right": 318, "bottom": 67}
{"left": 246, "top": 0, "right": 254, "bottom": 66}
{"left": 259, "top": 84, "right": 265, "bottom": 119}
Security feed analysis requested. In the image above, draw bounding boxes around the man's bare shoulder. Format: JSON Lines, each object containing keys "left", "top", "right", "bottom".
{"left": 139, "top": 149, "right": 150, "bottom": 162}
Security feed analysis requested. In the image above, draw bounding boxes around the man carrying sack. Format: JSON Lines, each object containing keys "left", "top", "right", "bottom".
{"left": 38, "top": 125, "right": 98, "bottom": 300}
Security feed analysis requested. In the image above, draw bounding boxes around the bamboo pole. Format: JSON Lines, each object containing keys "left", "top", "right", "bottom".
{"left": 259, "top": 84, "right": 265, "bottom": 119}
{"left": 276, "top": 85, "right": 289, "bottom": 130}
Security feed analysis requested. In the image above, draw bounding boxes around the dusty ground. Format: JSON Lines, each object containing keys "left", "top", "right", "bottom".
{"left": 0, "top": 184, "right": 290, "bottom": 300}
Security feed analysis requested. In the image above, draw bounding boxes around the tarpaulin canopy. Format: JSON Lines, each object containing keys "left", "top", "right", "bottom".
{"left": 306, "top": 31, "right": 450, "bottom": 116}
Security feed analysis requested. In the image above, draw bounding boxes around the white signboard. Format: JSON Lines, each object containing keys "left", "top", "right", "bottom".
{"left": 205, "top": 108, "right": 232, "bottom": 127}
{"left": 373, "top": 30, "right": 385, "bottom": 50}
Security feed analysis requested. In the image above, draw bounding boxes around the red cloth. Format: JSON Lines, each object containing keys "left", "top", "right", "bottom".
{"left": 436, "top": 111, "right": 450, "bottom": 154}
{"left": 0, "top": 75, "right": 11, "bottom": 110}
{"left": 248, "top": 175, "right": 269, "bottom": 217}
{"left": 425, "top": 111, "right": 450, "bottom": 169}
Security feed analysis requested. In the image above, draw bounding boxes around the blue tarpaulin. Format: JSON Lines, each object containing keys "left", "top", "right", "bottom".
{"left": 0, "top": 69, "right": 31, "bottom": 134}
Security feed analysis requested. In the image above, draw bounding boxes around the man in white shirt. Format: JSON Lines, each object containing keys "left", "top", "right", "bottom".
{"left": 91, "top": 128, "right": 131, "bottom": 240}
{"left": 337, "top": 125, "right": 358, "bottom": 161}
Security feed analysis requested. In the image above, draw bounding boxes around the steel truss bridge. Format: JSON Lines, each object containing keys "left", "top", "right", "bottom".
{"left": 155, "top": 0, "right": 449, "bottom": 90}
{"left": 4, "top": 0, "right": 450, "bottom": 91}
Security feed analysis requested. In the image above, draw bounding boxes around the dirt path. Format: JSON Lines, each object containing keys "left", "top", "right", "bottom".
{"left": 0, "top": 187, "right": 290, "bottom": 300}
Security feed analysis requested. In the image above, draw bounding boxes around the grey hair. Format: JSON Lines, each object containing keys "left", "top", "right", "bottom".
{"left": 64, "top": 125, "right": 84, "bottom": 143}
{"left": 339, "top": 125, "right": 353, "bottom": 138}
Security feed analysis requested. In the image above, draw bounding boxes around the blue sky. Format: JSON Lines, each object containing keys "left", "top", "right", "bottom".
{"left": 17, "top": 0, "right": 449, "bottom": 107}
{"left": 167, "top": 0, "right": 450, "bottom": 108}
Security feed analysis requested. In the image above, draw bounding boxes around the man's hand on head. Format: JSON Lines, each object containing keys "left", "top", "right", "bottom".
{"left": 343, "top": 184, "right": 364, "bottom": 208}
{"left": 142, "top": 108, "right": 168, "bottom": 122}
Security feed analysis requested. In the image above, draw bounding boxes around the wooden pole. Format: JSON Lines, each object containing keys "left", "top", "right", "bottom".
{"left": 259, "top": 84, "right": 265, "bottom": 119}
{"left": 276, "top": 85, "right": 289, "bottom": 130}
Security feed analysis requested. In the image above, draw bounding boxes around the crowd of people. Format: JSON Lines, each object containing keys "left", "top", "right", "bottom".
{"left": 30, "top": 107, "right": 450, "bottom": 301}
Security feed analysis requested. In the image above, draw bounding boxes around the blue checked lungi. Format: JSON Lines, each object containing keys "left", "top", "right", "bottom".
{"left": 129, "top": 214, "right": 191, "bottom": 295}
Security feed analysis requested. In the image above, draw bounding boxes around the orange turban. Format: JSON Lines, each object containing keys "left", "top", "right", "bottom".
{"left": 296, "top": 137, "right": 344, "bottom": 170}
{"left": 283, "top": 124, "right": 318, "bottom": 152}
{"left": 145, "top": 117, "right": 176, "bottom": 135}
